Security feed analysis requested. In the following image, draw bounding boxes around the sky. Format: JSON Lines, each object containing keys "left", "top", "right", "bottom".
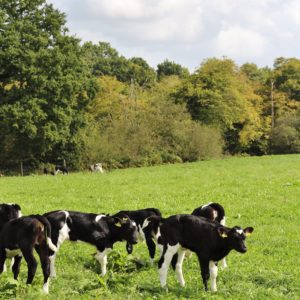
{"left": 47, "top": 0, "right": 300, "bottom": 72}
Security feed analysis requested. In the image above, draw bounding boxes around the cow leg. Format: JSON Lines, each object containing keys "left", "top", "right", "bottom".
{"left": 197, "top": 256, "right": 209, "bottom": 291}
{"left": 12, "top": 255, "right": 22, "bottom": 280}
{"left": 175, "top": 249, "right": 186, "bottom": 287}
{"left": 0, "top": 249, "right": 6, "bottom": 274}
{"left": 49, "top": 254, "right": 57, "bottom": 278}
{"left": 158, "top": 243, "right": 180, "bottom": 288}
{"left": 209, "top": 261, "right": 218, "bottom": 292}
{"left": 220, "top": 257, "right": 227, "bottom": 269}
{"left": 22, "top": 248, "right": 38, "bottom": 284}
{"left": 95, "top": 248, "right": 112, "bottom": 276}
{"left": 38, "top": 247, "right": 51, "bottom": 294}
{"left": 145, "top": 238, "right": 156, "bottom": 265}
{"left": 126, "top": 242, "right": 133, "bottom": 254}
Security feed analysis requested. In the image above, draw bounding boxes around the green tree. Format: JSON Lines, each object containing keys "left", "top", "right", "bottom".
{"left": 156, "top": 59, "right": 189, "bottom": 81}
{"left": 174, "top": 58, "right": 265, "bottom": 153}
{"left": 0, "top": 0, "right": 97, "bottom": 168}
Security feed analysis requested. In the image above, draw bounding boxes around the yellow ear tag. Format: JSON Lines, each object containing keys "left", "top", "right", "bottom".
{"left": 122, "top": 217, "right": 128, "bottom": 221}
{"left": 221, "top": 232, "right": 228, "bottom": 238}
{"left": 115, "top": 222, "right": 122, "bottom": 227}
{"left": 245, "top": 232, "right": 252, "bottom": 237}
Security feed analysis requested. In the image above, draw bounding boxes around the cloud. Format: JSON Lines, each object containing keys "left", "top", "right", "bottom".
{"left": 47, "top": 0, "right": 300, "bottom": 69}
{"left": 214, "top": 26, "right": 266, "bottom": 59}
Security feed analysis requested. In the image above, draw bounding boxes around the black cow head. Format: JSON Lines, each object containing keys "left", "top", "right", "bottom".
{"left": 217, "top": 226, "right": 254, "bottom": 253}
{"left": 0, "top": 203, "right": 22, "bottom": 229}
{"left": 113, "top": 216, "right": 138, "bottom": 245}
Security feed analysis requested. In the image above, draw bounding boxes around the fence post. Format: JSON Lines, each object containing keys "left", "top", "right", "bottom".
{"left": 20, "top": 161, "right": 23, "bottom": 176}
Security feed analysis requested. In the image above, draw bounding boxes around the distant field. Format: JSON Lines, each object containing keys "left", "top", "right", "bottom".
{"left": 0, "top": 155, "right": 299, "bottom": 299}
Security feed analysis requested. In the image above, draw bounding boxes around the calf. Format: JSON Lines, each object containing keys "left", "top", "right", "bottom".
{"left": 0, "top": 215, "right": 57, "bottom": 294}
{"left": 55, "top": 165, "right": 68, "bottom": 175}
{"left": 156, "top": 215, "right": 253, "bottom": 292}
{"left": 113, "top": 208, "right": 162, "bottom": 264}
{"left": 192, "top": 202, "right": 227, "bottom": 268}
{"left": 0, "top": 203, "right": 22, "bottom": 272}
{"left": 44, "top": 210, "right": 138, "bottom": 277}
{"left": 89, "top": 163, "right": 104, "bottom": 173}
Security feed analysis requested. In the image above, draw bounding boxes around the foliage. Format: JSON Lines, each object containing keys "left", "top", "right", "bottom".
{"left": 156, "top": 59, "right": 189, "bottom": 80}
{"left": 269, "top": 111, "right": 300, "bottom": 153}
{"left": 0, "top": 0, "right": 97, "bottom": 167}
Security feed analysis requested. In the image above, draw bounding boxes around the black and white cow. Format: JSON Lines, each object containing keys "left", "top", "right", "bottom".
{"left": 44, "top": 210, "right": 138, "bottom": 277}
{"left": 192, "top": 202, "right": 227, "bottom": 268}
{"left": 55, "top": 165, "right": 68, "bottom": 175}
{"left": 113, "top": 208, "right": 162, "bottom": 264}
{"left": 89, "top": 163, "right": 104, "bottom": 173}
{"left": 0, "top": 203, "right": 22, "bottom": 272}
{"left": 0, "top": 215, "right": 57, "bottom": 294}
{"left": 156, "top": 214, "right": 253, "bottom": 292}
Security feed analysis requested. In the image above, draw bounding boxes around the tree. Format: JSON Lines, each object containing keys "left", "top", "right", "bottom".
{"left": 174, "top": 58, "right": 265, "bottom": 153}
{"left": 156, "top": 60, "right": 189, "bottom": 81}
{"left": 0, "top": 0, "right": 97, "bottom": 168}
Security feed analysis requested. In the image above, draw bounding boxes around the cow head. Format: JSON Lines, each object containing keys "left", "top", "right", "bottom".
{"left": 217, "top": 226, "right": 254, "bottom": 253}
{"left": 113, "top": 216, "right": 138, "bottom": 245}
{"left": 0, "top": 203, "right": 22, "bottom": 229}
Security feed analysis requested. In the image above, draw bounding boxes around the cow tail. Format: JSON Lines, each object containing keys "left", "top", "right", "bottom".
{"left": 35, "top": 215, "right": 58, "bottom": 252}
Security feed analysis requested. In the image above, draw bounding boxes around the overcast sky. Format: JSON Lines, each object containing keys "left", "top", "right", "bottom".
{"left": 47, "top": 0, "right": 300, "bottom": 72}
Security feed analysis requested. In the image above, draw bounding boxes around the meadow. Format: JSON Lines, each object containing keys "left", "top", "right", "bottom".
{"left": 0, "top": 154, "right": 299, "bottom": 299}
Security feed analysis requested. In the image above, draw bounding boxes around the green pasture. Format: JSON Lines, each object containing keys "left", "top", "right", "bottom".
{"left": 0, "top": 154, "right": 299, "bottom": 299}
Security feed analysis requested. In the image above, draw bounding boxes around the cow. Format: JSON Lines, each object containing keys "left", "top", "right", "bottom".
{"left": 113, "top": 208, "right": 162, "bottom": 264}
{"left": 0, "top": 215, "right": 57, "bottom": 294}
{"left": 192, "top": 202, "right": 227, "bottom": 268}
{"left": 44, "top": 210, "right": 138, "bottom": 277}
{"left": 155, "top": 214, "right": 253, "bottom": 292}
{"left": 0, "top": 203, "right": 22, "bottom": 272}
{"left": 55, "top": 165, "right": 68, "bottom": 175}
{"left": 89, "top": 163, "right": 104, "bottom": 173}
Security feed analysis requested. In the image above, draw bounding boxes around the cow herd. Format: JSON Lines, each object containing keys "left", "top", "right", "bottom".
{"left": 0, "top": 202, "right": 254, "bottom": 295}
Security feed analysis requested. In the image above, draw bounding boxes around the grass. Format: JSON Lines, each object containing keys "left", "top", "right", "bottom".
{"left": 0, "top": 154, "right": 299, "bottom": 299}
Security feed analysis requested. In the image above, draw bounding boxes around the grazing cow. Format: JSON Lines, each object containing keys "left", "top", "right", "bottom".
{"left": 192, "top": 202, "right": 227, "bottom": 268}
{"left": 55, "top": 165, "right": 68, "bottom": 175}
{"left": 0, "top": 215, "right": 57, "bottom": 294}
{"left": 156, "top": 214, "right": 253, "bottom": 292}
{"left": 89, "top": 163, "right": 104, "bottom": 173}
{"left": 0, "top": 203, "right": 22, "bottom": 272}
{"left": 113, "top": 208, "right": 162, "bottom": 264}
{"left": 44, "top": 210, "right": 138, "bottom": 277}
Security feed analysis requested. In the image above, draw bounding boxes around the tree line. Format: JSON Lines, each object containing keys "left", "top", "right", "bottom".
{"left": 1, "top": 0, "right": 300, "bottom": 174}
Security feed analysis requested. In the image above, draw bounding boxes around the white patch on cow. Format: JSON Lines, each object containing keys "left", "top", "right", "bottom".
{"left": 95, "top": 214, "right": 105, "bottom": 223}
{"left": 209, "top": 261, "right": 218, "bottom": 292}
{"left": 236, "top": 229, "right": 243, "bottom": 235}
{"left": 159, "top": 243, "right": 180, "bottom": 288}
{"left": 5, "top": 249, "right": 21, "bottom": 258}
{"left": 212, "top": 209, "right": 218, "bottom": 220}
{"left": 142, "top": 218, "right": 150, "bottom": 229}
{"left": 153, "top": 227, "right": 161, "bottom": 242}
{"left": 18, "top": 210, "right": 22, "bottom": 218}
{"left": 137, "top": 225, "right": 145, "bottom": 242}
{"left": 220, "top": 216, "right": 226, "bottom": 226}
{"left": 131, "top": 221, "right": 136, "bottom": 227}
{"left": 220, "top": 257, "right": 227, "bottom": 269}
{"left": 175, "top": 249, "right": 186, "bottom": 287}
{"left": 94, "top": 248, "right": 112, "bottom": 276}
{"left": 201, "top": 202, "right": 213, "bottom": 209}
{"left": 43, "top": 279, "right": 49, "bottom": 294}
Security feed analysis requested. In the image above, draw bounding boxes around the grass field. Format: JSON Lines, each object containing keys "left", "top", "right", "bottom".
{"left": 0, "top": 154, "right": 299, "bottom": 299}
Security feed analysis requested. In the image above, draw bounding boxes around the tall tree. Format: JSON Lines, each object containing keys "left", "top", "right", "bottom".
{"left": 156, "top": 59, "right": 189, "bottom": 81}
{"left": 0, "top": 0, "right": 97, "bottom": 167}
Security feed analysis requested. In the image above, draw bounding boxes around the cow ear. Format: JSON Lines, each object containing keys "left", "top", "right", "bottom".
{"left": 217, "top": 227, "right": 228, "bottom": 238}
{"left": 113, "top": 217, "right": 123, "bottom": 227}
{"left": 243, "top": 227, "right": 254, "bottom": 236}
